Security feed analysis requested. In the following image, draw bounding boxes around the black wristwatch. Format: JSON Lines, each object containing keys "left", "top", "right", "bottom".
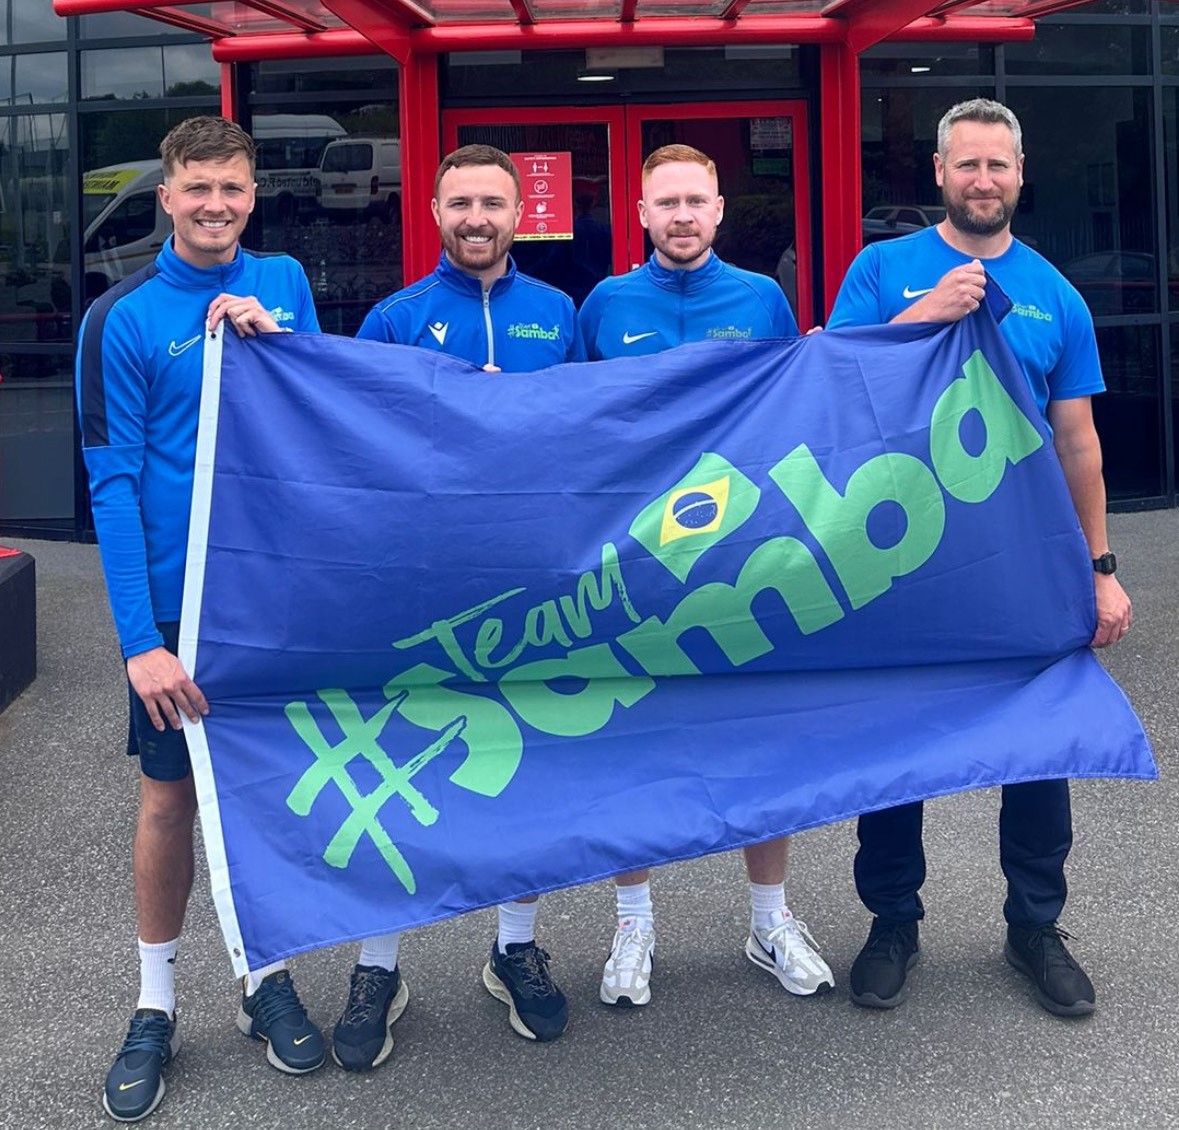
{"left": 1092, "top": 552, "right": 1117, "bottom": 575}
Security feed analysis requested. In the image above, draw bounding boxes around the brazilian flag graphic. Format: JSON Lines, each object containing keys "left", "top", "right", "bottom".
{"left": 628, "top": 452, "right": 761, "bottom": 582}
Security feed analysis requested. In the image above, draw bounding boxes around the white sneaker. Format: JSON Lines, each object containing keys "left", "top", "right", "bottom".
{"left": 745, "top": 908, "right": 834, "bottom": 996}
{"left": 600, "top": 919, "right": 655, "bottom": 1007}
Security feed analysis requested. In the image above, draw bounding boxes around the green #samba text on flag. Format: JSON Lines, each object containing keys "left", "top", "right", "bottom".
{"left": 284, "top": 349, "right": 1043, "bottom": 892}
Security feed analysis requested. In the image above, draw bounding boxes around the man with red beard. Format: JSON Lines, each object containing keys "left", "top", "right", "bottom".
{"left": 338, "top": 145, "right": 580, "bottom": 1074}
{"left": 829, "top": 97, "right": 1131, "bottom": 1018}
{"left": 578, "top": 145, "right": 821, "bottom": 1014}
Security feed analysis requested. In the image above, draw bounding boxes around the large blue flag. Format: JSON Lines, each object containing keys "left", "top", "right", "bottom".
{"left": 180, "top": 308, "right": 1154, "bottom": 974}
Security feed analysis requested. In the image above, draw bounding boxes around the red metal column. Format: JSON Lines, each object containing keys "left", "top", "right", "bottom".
{"left": 819, "top": 40, "right": 861, "bottom": 320}
{"left": 220, "top": 61, "right": 235, "bottom": 119}
{"left": 399, "top": 51, "right": 441, "bottom": 285}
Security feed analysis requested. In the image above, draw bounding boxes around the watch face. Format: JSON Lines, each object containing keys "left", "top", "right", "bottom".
{"left": 1093, "top": 552, "right": 1117, "bottom": 575}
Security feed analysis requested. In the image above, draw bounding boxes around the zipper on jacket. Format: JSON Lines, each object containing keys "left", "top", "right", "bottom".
{"left": 482, "top": 287, "right": 494, "bottom": 368}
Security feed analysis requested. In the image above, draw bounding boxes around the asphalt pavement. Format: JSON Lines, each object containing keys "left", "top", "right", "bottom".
{"left": 0, "top": 509, "right": 1175, "bottom": 1130}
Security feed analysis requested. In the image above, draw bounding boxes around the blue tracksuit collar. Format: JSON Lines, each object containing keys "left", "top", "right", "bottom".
{"left": 435, "top": 252, "right": 518, "bottom": 296}
{"left": 645, "top": 250, "right": 723, "bottom": 293}
{"left": 156, "top": 236, "right": 247, "bottom": 290}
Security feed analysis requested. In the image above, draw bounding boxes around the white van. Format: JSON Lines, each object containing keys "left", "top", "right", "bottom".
{"left": 253, "top": 113, "right": 347, "bottom": 220}
{"left": 316, "top": 137, "right": 401, "bottom": 222}
{"left": 82, "top": 161, "right": 167, "bottom": 302}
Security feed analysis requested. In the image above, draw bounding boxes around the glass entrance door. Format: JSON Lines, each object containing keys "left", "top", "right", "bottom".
{"left": 443, "top": 99, "right": 811, "bottom": 326}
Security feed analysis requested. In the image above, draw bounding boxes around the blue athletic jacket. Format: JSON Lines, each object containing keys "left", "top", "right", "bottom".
{"left": 579, "top": 251, "right": 799, "bottom": 360}
{"left": 76, "top": 237, "right": 319, "bottom": 660}
{"left": 356, "top": 253, "right": 585, "bottom": 370}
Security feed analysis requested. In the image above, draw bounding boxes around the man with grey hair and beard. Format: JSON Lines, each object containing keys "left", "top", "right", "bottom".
{"left": 828, "top": 97, "right": 1131, "bottom": 1019}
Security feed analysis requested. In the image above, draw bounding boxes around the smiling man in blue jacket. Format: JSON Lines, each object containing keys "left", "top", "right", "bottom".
{"left": 578, "top": 144, "right": 823, "bottom": 1015}
{"left": 336, "top": 145, "right": 579, "bottom": 1076}
{"left": 77, "top": 116, "right": 324, "bottom": 1124}
{"left": 356, "top": 143, "right": 583, "bottom": 370}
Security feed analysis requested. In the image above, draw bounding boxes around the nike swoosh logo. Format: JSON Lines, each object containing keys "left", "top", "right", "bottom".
{"left": 622, "top": 331, "right": 658, "bottom": 345}
{"left": 168, "top": 335, "right": 201, "bottom": 357}
{"left": 902, "top": 286, "right": 935, "bottom": 299}
{"left": 118, "top": 1080, "right": 146, "bottom": 1091}
{"left": 293, "top": 1034, "right": 313, "bottom": 1045}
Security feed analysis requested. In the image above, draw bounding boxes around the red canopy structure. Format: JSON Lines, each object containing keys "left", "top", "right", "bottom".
{"left": 50, "top": 0, "right": 1160, "bottom": 306}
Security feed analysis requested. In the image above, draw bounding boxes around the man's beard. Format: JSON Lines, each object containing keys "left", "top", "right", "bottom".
{"left": 944, "top": 191, "right": 1017, "bottom": 237}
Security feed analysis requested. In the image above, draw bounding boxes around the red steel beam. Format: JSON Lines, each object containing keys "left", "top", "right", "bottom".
{"left": 893, "top": 16, "right": 1033, "bottom": 41}
{"left": 398, "top": 52, "right": 441, "bottom": 284}
{"left": 238, "top": 0, "right": 329, "bottom": 32}
{"left": 213, "top": 28, "right": 376, "bottom": 59}
{"left": 718, "top": 0, "right": 755, "bottom": 20}
{"left": 414, "top": 15, "right": 843, "bottom": 51}
{"left": 507, "top": 0, "right": 536, "bottom": 25}
{"left": 127, "top": 5, "right": 235, "bottom": 35}
{"left": 824, "top": 0, "right": 948, "bottom": 54}
{"left": 619, "top": 0, "right": 638, "bottom": 20}
{"left": 819, "top": 39, "right": 860, "bottom": 318}
{"left": 318, "top": 0, "right": 417, "bottom": 61}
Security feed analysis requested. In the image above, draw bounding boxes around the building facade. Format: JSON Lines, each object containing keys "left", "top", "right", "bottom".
{"left": 1, "top": 0, "right": 1176, "bottom": 538}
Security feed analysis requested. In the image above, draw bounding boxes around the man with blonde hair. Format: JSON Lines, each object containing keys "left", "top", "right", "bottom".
{"left": 579, "top": 144, "right": 824, "bottom": 1012}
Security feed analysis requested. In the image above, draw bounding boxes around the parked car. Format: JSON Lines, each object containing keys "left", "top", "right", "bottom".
{"left": 1061, "top": 250, "right": 1158, "bottom": 316}
{"left": 864, "top": 204, "right": 946, "bottom": 231}
{"left": 316, "top": 137, "right": 401, "bottom": 222}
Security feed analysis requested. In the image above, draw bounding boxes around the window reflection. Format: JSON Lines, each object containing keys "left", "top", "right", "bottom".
{"left": 1092, "top": 325, "right": 1162, "bottom": 500}
{"left": 1007, "top": 86, "right": 1156, "bottom": 316}
{"left": 244, "top": 71, "right": 403, "bottom": 336}
{"left": 82, "top": 44, "right": 220, "bottom": 100}
{"left": 0, "top": 115, "right": 71, "bottom": 343}
{"left": 0, "top": 353, "right": 75, "bottom": 526}
{"left": 4, "top": 2, "right": 67, "bottom": 45}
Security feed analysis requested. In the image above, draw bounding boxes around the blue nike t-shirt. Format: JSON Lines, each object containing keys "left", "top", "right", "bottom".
{"left": 828, "top": 226, "right": 1104, "bottom": 419}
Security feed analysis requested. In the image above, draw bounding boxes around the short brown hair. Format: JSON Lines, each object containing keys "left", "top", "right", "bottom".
{"left": 641, "top": 144, "right": 717, "bottom": 183}
{"left": 434, "top": 144, "right": 521, "bottom": 199}
{"left": 160, "top": 116, "right": 256, "bottom": 180}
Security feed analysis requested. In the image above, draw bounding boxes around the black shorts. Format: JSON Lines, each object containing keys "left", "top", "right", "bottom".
{"left": 125, "top": 621, "right": 192, "bottom": 782}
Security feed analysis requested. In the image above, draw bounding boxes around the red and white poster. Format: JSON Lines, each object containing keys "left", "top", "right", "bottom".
{"left": 511, "top": 151, "right": 574, "bottom": 241}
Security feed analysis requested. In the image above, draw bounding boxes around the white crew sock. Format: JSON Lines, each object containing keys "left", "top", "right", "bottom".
{"left": 358, "top": 932, "right": 401, "bottom": 972}
{"left": 615, "top": 880, "right": 654, "bottom": 933}
{"left": 245, "top": 960, "right": 287, "bottom": 997}
{"left": 137, "top": 938, "right": 179, "bottom": 1016}
{"left": 496, "top": 901, "right": 538, "bottom": 953}
{"left": 750, "top": 882, "right": 787, "bottom": 934}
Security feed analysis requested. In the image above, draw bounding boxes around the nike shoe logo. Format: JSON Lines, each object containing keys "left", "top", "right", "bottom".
{"left": 622, "top": 330, "right": 657, "bottom": 345}
{"left": 293, "top": 1034, "right": 313, "bottom": 1045}
{"left": 428, "top": 321, "right": 448, "bottom": 345}
{"left": 168, "top": 335, "right": 201, "bottom": 357}
{"left": 118, "top": 1080, "right": 146, "bottom": 1091}
{"left": 902, "top": 286, "right": 935, "bottom": 299}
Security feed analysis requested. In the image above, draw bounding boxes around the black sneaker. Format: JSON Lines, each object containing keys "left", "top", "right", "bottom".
{"left": 481, "top": 940, "right": 568, "bottom": 1042}
{"left": 331, "top": 964, "right": 409, "bottom": 1072}
{"left": 1005, "top": 923, "right": 1096, "bottom": 1017}
{"left": 237, "top": 969, "right": 326, "bottom": 1073}
{"left": 103, "top": 1008, "right": 179, "bottom": 1122}
{"left": 849, "top": 918, "right": 920, "bottom": 1009}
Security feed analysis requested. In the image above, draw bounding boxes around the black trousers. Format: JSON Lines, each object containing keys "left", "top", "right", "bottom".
{"left": 854, "top": 779, "right": 1073, "bottom": 927}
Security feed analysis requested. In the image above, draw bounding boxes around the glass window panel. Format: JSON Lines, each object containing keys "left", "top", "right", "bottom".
{"left": 3, "top": 1, "right": 67, "bottom": 45}
{"left": 83, "top": 46, "right": 165, "bottom": 100}
{"left": 1007, "top": 87, "right": 1156, "bottom": 314}
{"left": 251, "top": 58, "right": 397, "bottom": 96}
{"left": 0, "top": 116, "right": 72, "bottom": 344}
{"left": 861, "top": 42, "right": 995, "bottom": 79}
{"left": 1004, "top": 23, "right": 1151, "bottom": 76}
{"left": 245, "top": 91, "right": 402, "bottom": 337}
{"left": 11, "top": 52, "right": 68, "bottom": 104}
{"left": 1164, "top": 28, "right": 1179, "bottom": 78}
{"left": 0, "top": 353, "right": 75, "bottom": 525}
{"left": 162, "top": 44, "right": 220, "bottom": 97}
{"left": 1092, "top": 324, "right": 1163, "bottom": 501}
{"left": 79, "top": 11, "right": 182, "bottom": 38}
{"left": 860, "top": 86, "right": 989, "bottom": 227}
{"left": 443, "top": 46, "right": 799, "bottom": 99}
